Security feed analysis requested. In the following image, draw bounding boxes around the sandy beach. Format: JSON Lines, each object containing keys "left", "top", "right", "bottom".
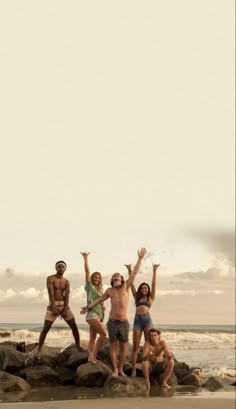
{"left": 0, "top": 395, "right": 235, "bottom": 409}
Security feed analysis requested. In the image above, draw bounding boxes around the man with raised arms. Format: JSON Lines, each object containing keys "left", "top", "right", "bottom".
{"left": 36, "top": 260, "right": 84, "bottom": 359}
{"left": 142, "top": 328, "right": 174, "bottom": 391}
{"left": 81, "top": 248, "right": 147, "bottom": 377}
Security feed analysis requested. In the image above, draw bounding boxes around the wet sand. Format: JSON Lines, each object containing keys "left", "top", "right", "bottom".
{"left": 0, "top": 395, "right": 235, "bottom": 409}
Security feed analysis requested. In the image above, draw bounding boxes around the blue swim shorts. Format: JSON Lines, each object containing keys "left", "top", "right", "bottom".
{"left": 133, "top": 312, "right": 153, "bottom": 331}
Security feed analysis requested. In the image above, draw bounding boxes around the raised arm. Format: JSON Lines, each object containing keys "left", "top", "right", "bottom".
{"left": 124, "top": 264, "right": 136, "bottom": 298}
{"left": 80, "top": 252, "right": 90, "bottom": 282}
{"left": 150, "top": 263, "right": 160, "bottom": 301}
{"left": 126, "top": 247, "right": 147, "bottom": 288}
{"left": 80, "top": 288, "right": 110, "bottom": 314}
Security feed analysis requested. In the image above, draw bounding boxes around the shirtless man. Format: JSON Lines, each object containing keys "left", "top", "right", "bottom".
{"left": 36, "top": 260, "right": 84, "bottom": 359}
{"left": 81, "top": 248, "right": 147, "bottom": 377}
{"left": 142, "top": 328, "right": 174, "bottom": 390}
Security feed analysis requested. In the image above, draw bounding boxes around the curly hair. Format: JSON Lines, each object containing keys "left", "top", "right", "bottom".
{"left": 135, "top": 282, "right": 151, "bottom": 304}
{"left": 110, "top": 274, "right": 125, "bottom": 287}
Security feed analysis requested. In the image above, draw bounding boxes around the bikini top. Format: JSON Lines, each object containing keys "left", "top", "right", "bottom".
{"left": 135, "top": 298, "right": 151, "bottom": 308}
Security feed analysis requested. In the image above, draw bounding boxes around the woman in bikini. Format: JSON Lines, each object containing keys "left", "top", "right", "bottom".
{"left": 81, "top": 252, "right": 106, "bottom": 364}
{"left": 125, "top": 262, "right": 160, "bottom": 377}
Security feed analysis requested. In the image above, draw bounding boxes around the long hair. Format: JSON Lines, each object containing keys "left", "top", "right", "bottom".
{"left": 110, "top": 274, "right": 125, "bottom": 287}
{"left": 91, "top": 271, "right": 103, "bottom": 293}
{"left": 135, "top": 282, "right": 151, "bottom": 304}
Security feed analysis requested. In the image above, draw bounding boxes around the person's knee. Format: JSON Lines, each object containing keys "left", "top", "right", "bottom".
{"left": 100, "top": 330, "right": 107, "bottom": 339}
{"left": 42, "top": 322, "right": 52, "bottom": 333}
{"left": 67, "top": 320, "right": 78, "bottom": 331}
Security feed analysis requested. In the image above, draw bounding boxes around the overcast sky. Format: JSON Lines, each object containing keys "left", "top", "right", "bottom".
{"left": 0, "top": 0, "right": 234, "bottom": 324}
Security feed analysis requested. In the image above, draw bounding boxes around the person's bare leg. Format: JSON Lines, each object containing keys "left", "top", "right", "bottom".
{"left": 143, "top": 326, "right": 153, "bottom": 342}
{"left": 67, "top": 319, "right": 85, "bottom": 351}
{"left": 109, "top": 341, "right": 118, "bottom": 377}
{"left": 161, "top": 359, "right": 175, "bottom": 389}
{"left": 91, "top": 320, "right": 106, "bottom": 359}
{"left": 142, "top": 360, "right": 150, "bottom": 391}
{"left": 131, "top": 329, "right": 142, "bottom": 377}
{"left": 118, "top": 341, "right": 127, "bottom": 376}
{"left": 88, "top": 324, "right": 96, "bottom": 363}
{"left": 36, "top": 320, "right": 53, "bottom": 359}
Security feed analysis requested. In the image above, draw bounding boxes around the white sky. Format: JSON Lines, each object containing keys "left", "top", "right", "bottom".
{"left": 0, "top": 0, "right": 234, "bottom": 324}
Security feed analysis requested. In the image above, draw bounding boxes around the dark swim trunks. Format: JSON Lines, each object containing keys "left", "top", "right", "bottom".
{"left": 107, "top": 319, "right": 130, "bottom": 342}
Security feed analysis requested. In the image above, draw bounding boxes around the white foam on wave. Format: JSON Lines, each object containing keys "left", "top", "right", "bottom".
{"left": 1, "top": 328, "right": 235, "bottom": 350}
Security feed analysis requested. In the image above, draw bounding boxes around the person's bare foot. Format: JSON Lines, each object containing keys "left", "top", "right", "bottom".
{"left": 118, "top": 370, "right": 127, "bottom": 377}
{"left": 112, "top": 369, "right": 119, "bottom": 377}
{"left": 161, "top": 382, "right": 171, "bottom": 389}
{"left": 146, "top": 380, "right": 150, "bottom": 391}
{"left": 131, "top": 371, "right": 136, "bottom": 377}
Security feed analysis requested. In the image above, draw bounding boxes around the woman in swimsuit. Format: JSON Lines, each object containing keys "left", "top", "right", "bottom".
{"left": 81, "top": 252, "right": 107, "bottom": 364}
{"left": 125, "top": 263, "right": 160, "bottom": 377}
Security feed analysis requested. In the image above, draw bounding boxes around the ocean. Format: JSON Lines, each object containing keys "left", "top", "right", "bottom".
{"left": 0, "top": 322, "right": 235, "bottom": 382}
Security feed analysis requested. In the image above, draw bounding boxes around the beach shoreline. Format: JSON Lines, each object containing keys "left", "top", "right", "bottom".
{"left": 0, "top": 395, "right": 235, "bottom": 409}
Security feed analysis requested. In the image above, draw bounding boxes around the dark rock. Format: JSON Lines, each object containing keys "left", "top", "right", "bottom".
{"left": 16, "top": 342, "right": 26, "bottom": 352}
{"left": 130, "top": 377, "right": 147, "bottom": 396}
{"left": 25, "top": 345, "right": 61, "bottom": 368}
{"left": 0, "top": 349, "right": 26, "bottom": 373}
{"left": 174, "top": 361, "right": 190, "bottom": 371}
{"left": 75, "top": 361, "right": 112, "bottom": 387}
{"left": 159, "top": 371, "right": 178, "bottom": 387}
{"left": 104, "top": 375, "right": 134, "bottom": 397}
{"left": 181, "top": 372, "right": 202, "bottom": 387}
{"left": 0, "top": 370, "right": 31, "bottom": 392}
{"left": 203, "top": 376, "right": 223, "bottom": 390}
{"left": 57, "top": 345, "right": 88, "bottom": 369}
{"left": 97, "top": 339, "right": 132, "bottom": 367}
{"left": 17, "top": 365, "right": 60, "bottom": 387}
{"left": 55, "top": 366, "right": 75, "bottom": 385}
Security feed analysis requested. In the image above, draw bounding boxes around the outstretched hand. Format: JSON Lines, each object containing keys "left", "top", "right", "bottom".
{"left": 80, "top": 252, "right": 90, "bottom": 259}
{"left": 138, "top": 248, "right": 147, "bottom": 259}
{"left": 152, "top": 263, "right": 160, "bottom": 272}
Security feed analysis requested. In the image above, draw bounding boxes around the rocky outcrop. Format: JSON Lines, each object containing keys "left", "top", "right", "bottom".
{"left": 17, "top": 365, "right": 60, "bottom": 387}
{"left": 203, "top": 376, "right": 223, "bottom": 390}
{"left": 56, "top": 345, "right": 88, "bottom": 369}
{"left": 0, "top": 348, "right": 26, "bottom": 373}
{"left": 181, "top": 372, "right": 202, "bottom": 387}
{"left": 75, "top": 361, "right": 112, "bottom": 386}
{"left": 0, "top": 370, "right": 31, "bottom": 392}
{"left": 55, "top": 366, "right": 75, "bottom": 385}
{"left": 97, "top": 339, "right": 132, "bottom": 367}
{"left": 104, "top": 375, "right": 135, "bottom": 397}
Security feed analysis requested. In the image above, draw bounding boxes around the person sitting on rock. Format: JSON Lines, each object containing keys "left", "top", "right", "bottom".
{"left": 142, "top": 328, "right": 174, "bottom": 391}
{"left": 36, "top": 260, "right": 85, "bottom": 360}
{"left": 81, "top": 251, "right": 107, "bottom": 364}
{"left": 81, "top": 248, "right": 147, "bottom": 377}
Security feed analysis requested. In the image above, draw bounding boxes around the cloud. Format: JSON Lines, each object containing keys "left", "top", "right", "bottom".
{"left": 156, "top": 289, "right": 224, "bottom": 297}
{"left": 19, "top": 287, "right": 41, "bottom": 298}
{"left": 0, "top": 288, "right": 16, "bottom": 301}
{"left": 189, "top": 229, "right": 235, "bottom": 266}
{"left": 71, "top": 286, "right": 87, "bottom": 301}
{"left": 170, "top": 265, "right": 233, "bottom": 284}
